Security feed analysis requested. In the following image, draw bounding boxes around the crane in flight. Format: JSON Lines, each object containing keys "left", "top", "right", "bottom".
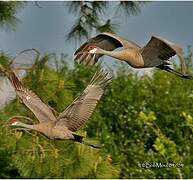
{"left": 0, "top": 65, "right": 111, "bottom": 148}
{"left": 74, "top": 32, "right": 192, "bottom": 79}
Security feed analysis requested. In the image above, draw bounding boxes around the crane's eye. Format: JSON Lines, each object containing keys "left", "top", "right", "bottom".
{"left": 9, "top": 118, "right": 18, "bottom": 125}
{"left": 88, "top": 44, "right": 97, "bottom": 50}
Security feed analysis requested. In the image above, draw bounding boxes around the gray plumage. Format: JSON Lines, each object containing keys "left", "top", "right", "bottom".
{"left": 0, "top": 49, "right": 39, "bottom": 109}
{"left": 74, "top": 32, "right": 191, "bottom": 79}
{"left": 7, "top": 70, "right": 111, "bottom": 148}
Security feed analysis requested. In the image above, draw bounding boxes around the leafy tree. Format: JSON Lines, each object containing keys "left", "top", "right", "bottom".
{"left": 0, "top": 1, "right": 147, "bottom": 41}
{"left": 90, "top": 51, "right": 193, "bottom": 178}
{"left": 1, "top": 1, "right": 193, "bottom": 178}
{"left": 0, "top": 2, "right": 24, "bottom": 31}
{"left": 0, "top": 54, "right": 119, "bottom": 178}
{"left": 66, "top": 1, "right": 147, "bottom": 42}
{"left": 1, "top": 49, "right": 193, "bottom": 178}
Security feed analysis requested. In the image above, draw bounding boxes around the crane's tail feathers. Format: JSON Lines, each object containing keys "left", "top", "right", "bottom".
{"left": 157, "top": 65, "right": 193, "bottom": 79}
{"left": 72, "top": 134, "right": 101, "bottom": 149}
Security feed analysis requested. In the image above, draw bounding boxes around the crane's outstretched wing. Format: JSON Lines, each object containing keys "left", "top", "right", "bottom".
{"left": 56, "top": 70, "right": 111, "bottom": 132}
{"left": 0, "top": 49, "right": 39, "bottom": 109}
{"left": 74, "top": 32, "right": 140, "bottom": 66}
{"left": 8, "top": 72, "right": 56, "bottom": 122}
{"left": 141, "top": 36, "right": 188, "bottom": 75}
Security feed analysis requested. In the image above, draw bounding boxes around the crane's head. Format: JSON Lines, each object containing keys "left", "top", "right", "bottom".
{"left": 8, "top": 117, "right": 32, "bottom": 130}
{"left": 9, "top": 118, "right": 20, "bottom": 126}
{"left": 88, "top": 44, "right": 98, "bottom": 54}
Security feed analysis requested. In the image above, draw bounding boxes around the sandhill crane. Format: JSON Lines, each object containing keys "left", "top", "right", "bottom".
{"left": 1, "top": 66, "right": 111, "bottom": 148}
{"left": 74, "top": 32, "right": 191, "bottom": 79}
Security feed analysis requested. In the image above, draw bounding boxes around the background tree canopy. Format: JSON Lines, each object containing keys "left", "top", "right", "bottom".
{"left": 0, "top": 2, "right": 24, "bottom": 31}
{"left": 66, "top": 1, "right": 146, "bottom": 41}
{"left": 1, "top": 1, "right": 193, "bottom": 179}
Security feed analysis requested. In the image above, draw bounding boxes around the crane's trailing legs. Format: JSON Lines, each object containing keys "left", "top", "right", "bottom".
{"left": 1, "top": 65, "right": 111, "bottom": 149}
{"left": 74, "top": 32, "right": 193, "bottom": 79}
{"left": 72, "top": 134, "right": 101, "bottom": 148}
{"left": 157, "top": 64, "right": 193, "bottom": 79}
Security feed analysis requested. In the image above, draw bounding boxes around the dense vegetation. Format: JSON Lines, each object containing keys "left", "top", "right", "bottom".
{"left": 0, "top": 52, "right": 193, "bottom": 178}
{"left": 1, "top": 1, "right": 193, "bottom": 179}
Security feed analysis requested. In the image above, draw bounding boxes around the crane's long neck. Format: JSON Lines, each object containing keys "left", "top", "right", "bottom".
{"left": 16, "top": 122, "right": 36, "bottom": 130}
{"left": 97, "top": 48, "right": 144, "bottom": 68}
{"left": 98, "top": 48, "right": 129, "bottom": 63}
{"left": 97, "top": 49, "right": 121, "bottom": 59}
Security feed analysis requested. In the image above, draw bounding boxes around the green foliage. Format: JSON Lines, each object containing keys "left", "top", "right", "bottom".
{"left": 0, "top": 55, "right": 119, "bottom": 178}
{"left": 1, "top": 51, "right": 193, "bottom": 178}
{"left": 0, "top": 52, "right": 12, "bottom": 69}
{"left": 66, "top": 1, "right": 147, "bottom": 41}
{"left": 0, "top": 2, "right": 25, "bottom": 31}
{"left": 94, "top": 64, "right": 193, "bottom": 178}
{"left": 116, "top": 1, "right": 146, "bottom": 16}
